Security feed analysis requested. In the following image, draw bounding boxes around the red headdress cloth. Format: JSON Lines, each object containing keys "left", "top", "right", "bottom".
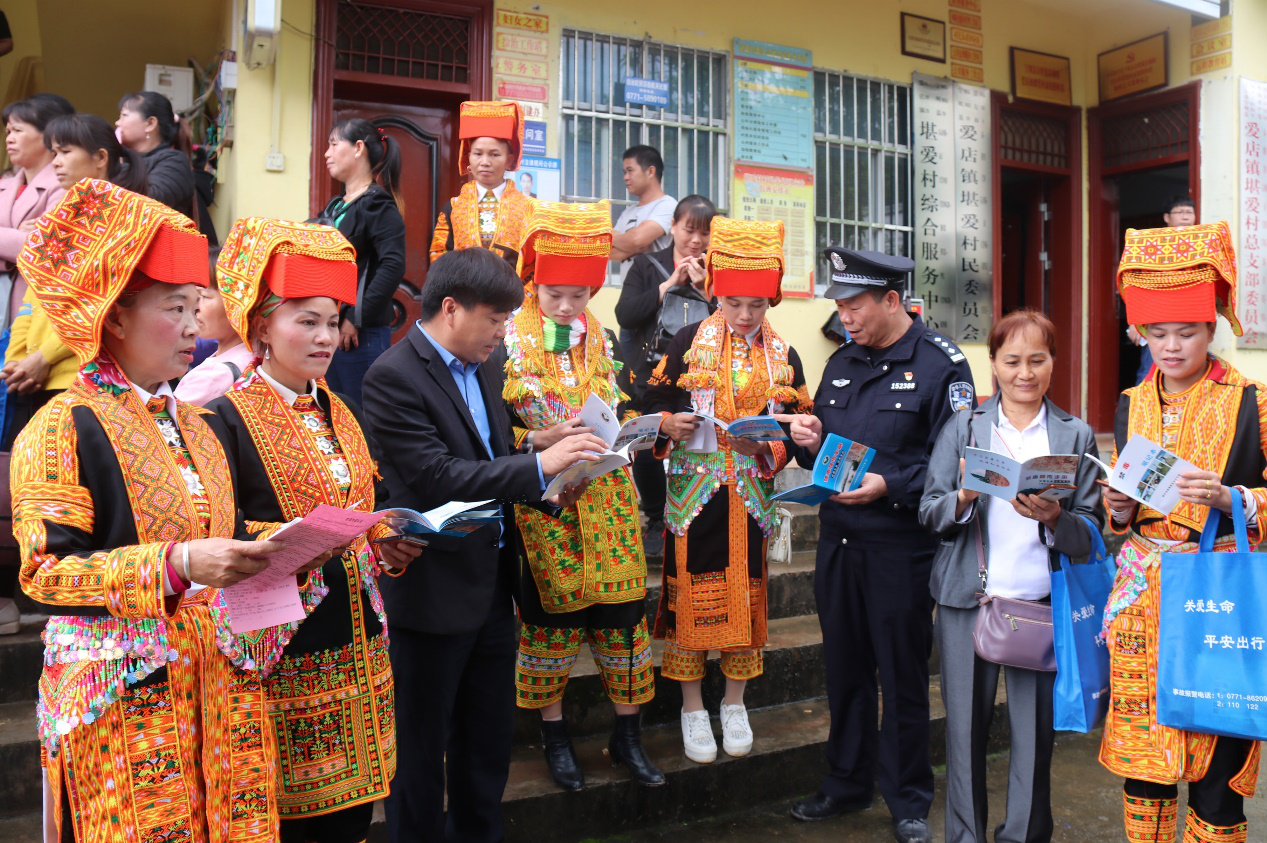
{"left": 1117, "top": 221, "right": 1241, "bottom": 336}
{"left": 516, "top": 200, "right": 612, "bottom": 288}
{"left": 705, "top": 217, "right": 786, "bottom": 305}
{"left": 216, "top": 217, "right": 358, "bottom": 349}
{"left": 17, "top": 178, "right": 208, "bottom": 364}
{"left": 458, "top": 100, "right": 525, "bottom": 175}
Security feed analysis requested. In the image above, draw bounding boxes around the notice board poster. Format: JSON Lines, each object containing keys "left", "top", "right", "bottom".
{"left": 733, "top": 39, "right": 813, "bottom": 171}
{"left": 731, "top": 163, "right": 815, "bottom": 298}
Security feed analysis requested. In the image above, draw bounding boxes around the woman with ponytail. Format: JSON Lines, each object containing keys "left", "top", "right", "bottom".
{"left": 318, "top": 117, "right": 406, "bottom": 405}
{"left": 116, "top": 90, "right": 195, "bottom": 219}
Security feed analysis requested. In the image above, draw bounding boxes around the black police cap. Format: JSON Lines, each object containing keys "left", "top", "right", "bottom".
{"left": 823, "top": 246, "right": 915, "bottom": 301}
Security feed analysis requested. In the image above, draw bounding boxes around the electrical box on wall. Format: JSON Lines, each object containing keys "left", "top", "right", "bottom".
{"left": 244, "top": 0, "right": 281, "bottom": 69}
{"left": 143, "top": 65, "right": 195, "bottom": 112}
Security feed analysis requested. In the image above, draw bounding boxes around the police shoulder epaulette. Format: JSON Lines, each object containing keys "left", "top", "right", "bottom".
{"left": 924, "top": 330, "right": 966, "bottom": 363}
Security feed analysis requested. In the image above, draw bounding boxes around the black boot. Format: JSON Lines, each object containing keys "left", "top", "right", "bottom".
{"left": 608, "top": 713, "right": 666, "bottom": 787}
{"left": 540, "top": 718, "right": 584, "bottom": 791}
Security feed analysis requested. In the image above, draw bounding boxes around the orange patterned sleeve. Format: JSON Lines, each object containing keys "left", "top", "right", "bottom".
{"left": 10, "top": 399, "right": 172, "bottom": 618}
{"left": 429, "top": 202, "right": 454, "bottom": 263}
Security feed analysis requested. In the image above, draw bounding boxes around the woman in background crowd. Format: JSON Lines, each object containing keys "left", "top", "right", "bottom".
{"left": 116, "top": 90, "right": 195, "bottom": 219}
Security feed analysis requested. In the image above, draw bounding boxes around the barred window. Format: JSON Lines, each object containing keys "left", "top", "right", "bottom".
{"left": 560, "top": 30, "right": 729, "bottom": 212}
{"left": 814, "top": 71, "right": 913, "bottom": 290}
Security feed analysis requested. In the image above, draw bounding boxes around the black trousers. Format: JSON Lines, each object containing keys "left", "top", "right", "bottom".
{"left": 631, "top": 447, "right": 666, "bottom": 522}
{"left": 280, "top": 802, "right": 375, "bottom": 843}
{"left": 815, "top": 532, "right": 936, "bottom": 819}
{"left": 385, "top": 595, "right": 518, "bottom": 843}
{"left": 1124, "top": 736, "right": 1254, "bottom": 828}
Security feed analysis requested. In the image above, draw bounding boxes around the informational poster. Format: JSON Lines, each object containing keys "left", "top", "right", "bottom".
{"left": 913, "top": 73, "right": 992, "bottom": 342}
{"left": 624, "top": 77, "right": 670, "bottom": 107}
{"left": 508, "top": 156, "right": 561, "bottom": 202}
{"left": 732, "top": 39, "right": 813, "bottom": 170}
{"left": 1238, "top": 78, "right": 1267, "bottom": 347}
{"left": 913, "top": 74, "right": 956, "bottom": 335}
{"left": 730, "top": 163, "right": 815, "bottom": 298}
{"left": 1098, "top": 33, "right": 1168, "bottom": 103}
{"left": 953, "top": 82, "right": 993, "bottom": 343}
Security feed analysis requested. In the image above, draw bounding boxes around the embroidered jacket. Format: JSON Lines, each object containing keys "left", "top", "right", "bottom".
{"left": 429, "top": 179, "right": 533, "bottom": 265}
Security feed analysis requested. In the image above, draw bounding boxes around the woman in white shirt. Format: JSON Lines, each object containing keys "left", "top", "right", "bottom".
{"left": 919, "top": 309, "right": 1103, "bottom": 843}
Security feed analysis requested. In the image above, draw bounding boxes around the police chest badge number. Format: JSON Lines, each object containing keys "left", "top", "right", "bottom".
{"left": 948, "top": 381, "right": 975, "bottom": 412}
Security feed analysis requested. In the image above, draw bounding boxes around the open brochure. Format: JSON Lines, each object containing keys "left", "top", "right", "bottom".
{"left": 540, "top": 395, "right": 662, "bottom": 500}
{"left": 1084, "top": 434, "right": 1198, "bottom": 516}
{"left": 962, "top": 448, "right": 1081, "bottom": 502}
{"left": 685, "top": 411, "right": 788, "bottom": 453}
{"left": 772, "top": 433, "right": 875, "bottom": 506}
{"left": 375, "top": 500, "right": 502, "bottom": 537}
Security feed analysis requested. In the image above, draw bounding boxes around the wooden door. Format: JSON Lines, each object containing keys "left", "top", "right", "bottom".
{"left": 328, "top": 101, "right": 458, "bottom": 341}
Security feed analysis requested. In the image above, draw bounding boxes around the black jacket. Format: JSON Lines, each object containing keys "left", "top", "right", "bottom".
{"left": 614, "top": 247, "right": 673, "bottom": 388}
{"left": 361, "top": 327, "right": 546, "bottom": 635}
{"left": 143, "top": 145, "right": 195, "bottom": 219}
{"left": 320, "top": 185, "right": 406, "bottom": 330}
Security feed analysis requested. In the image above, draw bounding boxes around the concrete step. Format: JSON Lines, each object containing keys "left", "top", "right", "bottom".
{"left": 0, "top": 618, "right": 45, "bottom": 705}
{"left": 513, "top": 613, "right": 824, "bottom": 743}
{"left": 0, "top": 700, "right": 40, "bottom": 819}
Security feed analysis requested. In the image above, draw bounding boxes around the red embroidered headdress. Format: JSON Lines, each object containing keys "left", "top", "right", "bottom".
{"left": 1117, "top": 221, "right": 1241, "bottom": 336}
{"left": 17, "top": 179, "right": 208, "bottom": 364}
{"left": 516, "top": 200, "right": 611, "bottom": 288}
{"left": 705, "top": 217, "right": 786, "bottom": 305}
{"left": 458, "top": 100, "right": 525, "bottom": 175}
{"left": 216, "top": 217, "right": 358, "bottom": 348}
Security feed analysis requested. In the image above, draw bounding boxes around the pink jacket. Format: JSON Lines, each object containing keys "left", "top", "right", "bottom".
{"left": 0, "top": 162, "right": 64, "bottom": 269}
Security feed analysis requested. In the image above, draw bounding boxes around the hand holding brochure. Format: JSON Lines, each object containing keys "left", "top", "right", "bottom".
{"left": 962, "top": 449, "right": 1081, "bottom": 501}
{"left": 541, "top": 395, "right": 661, "bottom": 500}
{"left": 1084, "top": 434, "right": 1198, "bottom": 516}
{"left": 691, "top": 412, "right": 789, "bottom": 443}
{"left": 772, "top": 433, "right": 875, "bottom": 505}
{"left": 375, "top": 500, "right": 502, "bottom": 538}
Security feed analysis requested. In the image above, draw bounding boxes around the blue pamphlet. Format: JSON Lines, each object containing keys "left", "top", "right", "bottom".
{"left": 772, "top": 433, "right": 875, "bottom": 505}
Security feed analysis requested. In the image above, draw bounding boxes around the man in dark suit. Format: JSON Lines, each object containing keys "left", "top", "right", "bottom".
{"left": 363, "top": 248, "right": 604, "bottom": 843}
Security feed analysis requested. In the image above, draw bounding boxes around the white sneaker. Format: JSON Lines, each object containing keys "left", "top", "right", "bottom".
{"left": 680, "top": 708, "right": 717, "bottom": 764}
{"left": 720, "top": 702, "right": 753, "bottom": 757}
{"left": 0, "top": 598, "right": 18, "bottom": 635}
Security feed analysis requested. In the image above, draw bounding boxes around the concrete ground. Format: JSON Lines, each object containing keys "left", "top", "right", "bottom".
{"left": 608, "top": 730, "right": 1267, "bottom": 842}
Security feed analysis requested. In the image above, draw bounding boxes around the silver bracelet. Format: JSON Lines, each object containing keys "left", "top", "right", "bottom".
{"left": 181, "top": 542, "right": 192, "bottom": 584}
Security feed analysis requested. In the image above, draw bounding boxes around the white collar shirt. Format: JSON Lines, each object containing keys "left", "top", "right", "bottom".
{"left": 984, "top": 404, "right": 1054, "bottom": 599}
{"left": 476, "top": 181, "right": 506, "bottom": 202}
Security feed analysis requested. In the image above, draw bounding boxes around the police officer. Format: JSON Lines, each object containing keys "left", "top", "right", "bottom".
{"left": 789, "top": 247, "right": 975, "bottom": 843}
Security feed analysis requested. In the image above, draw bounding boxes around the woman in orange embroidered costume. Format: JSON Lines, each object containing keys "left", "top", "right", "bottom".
{"left": 10, "top": 180, "right": 293, "bottom": 842}
{"left": 504, "top": 200, "right": 663, "bottom": 790}
{"left": 1100, "top": 221, "right": 1267, "bottom": 843}
{"left": 429, "top": 101, "right": 534, "bottom": 265}
{"left": 205, "top": 217, "right": 420, "bottom": 843}
{"left": 645, "top": 218, "right": 812, "bottom": 765}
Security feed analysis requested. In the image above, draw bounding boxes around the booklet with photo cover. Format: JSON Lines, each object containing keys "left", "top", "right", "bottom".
{"left": 962, "top": 447, "right": 1081, "bottom": 502}
{"left": 539, "top": 394, "right": 664, "bottom": 500}
{"left": 1084, "top": 434, "right": 1198, "bottom": 516}
{"left": 771, "top": 433, "right": 875, "bottom": 506}
{"left": 683, "top": 411, "right": 789, "bottom": 453}
{"left": 375, "top": 500, "right": 502, "bottom": 538}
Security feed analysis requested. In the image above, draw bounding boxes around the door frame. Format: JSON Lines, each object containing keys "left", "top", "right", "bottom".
{"left": 990, "top": 91, "right": 1083, "bottom": 412}
{"left": 1086, "top": 81, "right": 1201, "bottom": 430}
{"left": 309, "top": 0, "right": 493, "bottom": 216}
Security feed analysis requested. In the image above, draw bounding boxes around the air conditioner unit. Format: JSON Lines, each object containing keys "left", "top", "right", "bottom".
{"left": 244, "top": 0, "right": 281, "bottom": 69}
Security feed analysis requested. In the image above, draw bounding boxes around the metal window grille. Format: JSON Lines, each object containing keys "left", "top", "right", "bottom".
{"left": 999, "top": 110, "right": 1070, "bottom": 170}
{"left": 1101, "top": 101, "right": 1189, "bottom": 170}
{"left": 559, "top": 30, "right": 728, "bottom": 211}
{"left": 813, "top": 70, "right": 913, "bottom": 290}
{"left": 335, "top": 2, "right": 471, "bottom": 84}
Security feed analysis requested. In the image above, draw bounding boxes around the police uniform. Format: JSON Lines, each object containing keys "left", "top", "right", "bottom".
{"left": 805, "top": 247, "right": 974, "bottom": 827}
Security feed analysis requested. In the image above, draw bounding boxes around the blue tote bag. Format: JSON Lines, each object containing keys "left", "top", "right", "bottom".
{"left": 1052, "top": 515, "right": 1116, "bottom": 732}
{"left": 1156, "top": 488, "right": 1267, "bottom": 740}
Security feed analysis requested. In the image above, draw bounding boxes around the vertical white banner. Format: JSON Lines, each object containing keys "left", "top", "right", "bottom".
{"left": 1239, "top": 78, "right": 1267, "bottom": 347}
{"left": 953, "top": 82, "right": 993, "bottom": 343}
{"left": 913, "top": 73, "right": 957, "bottom": 335}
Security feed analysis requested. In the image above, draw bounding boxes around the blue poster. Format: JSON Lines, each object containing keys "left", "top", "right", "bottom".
{"left": 523, "top": 120, "right": 547, "bottom": 156}
{"left": 508, "top": 156, "right": 560, "bottom": 201}
{"left": 624, "top": 76, "right": 671, "bottom": 107}
{"left": 733, "top": 39, "right": 813, "bottom": 170}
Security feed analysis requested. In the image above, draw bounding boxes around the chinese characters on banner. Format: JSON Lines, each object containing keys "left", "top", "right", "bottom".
{"left": 731, "top": 164, "right": 815, "bottom": 298}
{"left": 1239, "top": 78, "right": 1267, "bottom": 347}
{"left": 732, "top": 39, "right": 814, "bottom": 170}
{"left": 954, "top": 83, "right": 992, "bottom": 343}
{"left": 493, "top": 9, "right": 549, "bottom": 104}
{"left": 913, "top": 73, "right": 993, "bottom": 341}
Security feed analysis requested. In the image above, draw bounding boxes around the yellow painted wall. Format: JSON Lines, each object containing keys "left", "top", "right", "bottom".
{"left": 0, "top": 1, "right": 44, "bottom": 102}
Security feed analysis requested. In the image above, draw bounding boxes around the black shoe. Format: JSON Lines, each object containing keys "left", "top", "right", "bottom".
{"left": 540, "top": 718, "right": 584, "bottom": 791}
{"left": 892, "top": 818, "right": 931, "bottom": 843}
{"left": 789, "top": 792, "right": 873, "bottom": 821}
{"left": 608, "top": 713, "right": 666, "bottom": 787}
{"left": 642, "top": 520, "right": 665, "bottom": 557}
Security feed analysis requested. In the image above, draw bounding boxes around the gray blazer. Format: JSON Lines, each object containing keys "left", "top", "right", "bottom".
{"left": 919, "top": 394, "right": 1104, "bottom": 609}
